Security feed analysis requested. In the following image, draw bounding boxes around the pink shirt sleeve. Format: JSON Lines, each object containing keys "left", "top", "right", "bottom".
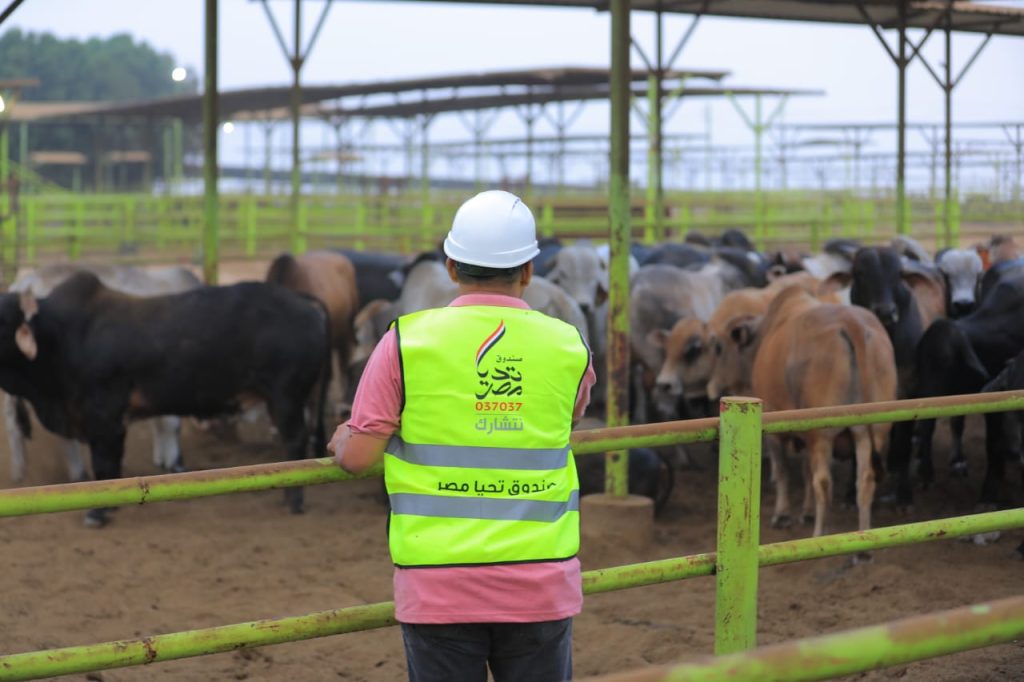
{"left": 348, "top": 328, "right": 402, "bottom": 439}
{"left": 574, "top": 356, "right": 597, "bottom": 423}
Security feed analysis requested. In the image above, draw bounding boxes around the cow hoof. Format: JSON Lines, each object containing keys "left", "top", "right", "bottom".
{"left": 770, "top": 515, "right": 792, "bottom": 529}
{"left": 851, "top": 551, "right": 873, "bottom": 565}
{"left": 83, "top": 509, "right": 110, "bottom": 528}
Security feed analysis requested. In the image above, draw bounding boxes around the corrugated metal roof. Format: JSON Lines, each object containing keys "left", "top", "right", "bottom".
{"left": 374, "top": 0, "right": 1024, "bottom": 37}
{"left": 20, "top": 67, "right": 729, "bottom": 123}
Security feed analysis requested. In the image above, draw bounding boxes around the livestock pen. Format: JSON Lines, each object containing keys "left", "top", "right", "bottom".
{"left": 0, "top": 391, "right": 1022, "bottom": 681}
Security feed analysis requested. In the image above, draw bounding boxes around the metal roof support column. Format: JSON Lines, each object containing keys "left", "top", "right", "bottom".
{"left": 262, "top": 121, "right": 273, "bottom": 195}
{"left": 202, "top": 0, "right": 219, "bottom": 285}
{"left": 289, "top": 0, "right": 303, "bottom": 254}
{"left": 162, "top": 124, "right": 172, "bottom": 194}
{"left": 606, "top": 0, "right": 631, "bottom": 497}
{"left": 172, "top": 118, "right": 183, "bottom": 192}
{"left": 419, "top": 114, "right": 433, "bottom": 240}
{"left": 944, "top": 12, "right": 954, "bottom": 247}
{"left": 644, "top": 8, "right": 664, "bottom": 243}
{"left": 897, "top": 0, "right": 908, "bottom": 235}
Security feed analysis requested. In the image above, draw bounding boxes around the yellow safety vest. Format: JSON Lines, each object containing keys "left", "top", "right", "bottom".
{"left": 385, "top": 305, "right": 590, "bottom": 567}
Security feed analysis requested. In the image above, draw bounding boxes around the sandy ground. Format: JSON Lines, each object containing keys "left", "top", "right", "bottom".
{"left": 1, "top": 405, "right": 1022, "bottom": 682}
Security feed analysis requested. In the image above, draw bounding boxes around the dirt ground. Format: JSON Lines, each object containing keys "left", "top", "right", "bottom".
{"left": 1, "top": 405, "right": 1022, "bottom": 682}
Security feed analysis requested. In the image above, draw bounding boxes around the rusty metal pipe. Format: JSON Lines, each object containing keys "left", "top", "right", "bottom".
{"left": 581, "top": 596, "right": 1024, "bottom": 681}
{"left": 1, "top": 391, "right": 1022, "bottom": 518}
{"left": 2, "top": 508, "right": 1021, "bottom": 681}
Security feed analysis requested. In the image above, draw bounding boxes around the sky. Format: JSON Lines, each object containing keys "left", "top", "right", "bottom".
{"left": 7, "top": 0, "right": 1024, "bottom": 191}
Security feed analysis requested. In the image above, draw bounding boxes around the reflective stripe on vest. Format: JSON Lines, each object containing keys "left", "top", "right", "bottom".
{"left": 390, "top": 490, "right": 581, "bottom": 522}
{"left": 386, "top": 435, "right": 571, "bottom": 470}
{"left": 385, "top": 305, "right": 589, "bottom": 568}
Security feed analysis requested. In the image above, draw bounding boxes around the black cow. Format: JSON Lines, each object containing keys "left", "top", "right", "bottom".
{"left": 576, "top": 448, "right": 675, "bottom": 516}
{"left": 334, "top": 249, "right": 409, "bottom": 303}
{"left": 915, "top": 276, "right": 1024, "bottom": 504}
{"left": 0, "top": 272, "right": 330, "bottom": 526}
{"left": 842, "top": 246, "right": 946, "bottom": 504}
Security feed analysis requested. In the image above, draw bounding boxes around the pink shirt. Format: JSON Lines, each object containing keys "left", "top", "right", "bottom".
{"left": 349, "top": 293, "right": 596, "bottom": 624}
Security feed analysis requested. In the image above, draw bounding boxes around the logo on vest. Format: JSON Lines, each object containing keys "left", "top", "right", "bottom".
{"left": 474, "top": 321, "right": 524, "bottom": 400}
{"left": 473, "top": 321, "right": 526, "bottom": 433}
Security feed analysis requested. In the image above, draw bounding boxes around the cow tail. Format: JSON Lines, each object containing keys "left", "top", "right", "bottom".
{"left": 840, "top": 323, "right": 886, "bottom": 483}
{"left": 314, "top": 299, "right": 331, "bottom": 458}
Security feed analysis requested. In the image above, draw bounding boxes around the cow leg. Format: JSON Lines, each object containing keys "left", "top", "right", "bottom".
{"left": 981, "top": 411, "right": 1009, "bottom": 507}
{"left": 150, "top": 416, "right": 184, "bottom": 472}
{"left": 766, "top": 438, "right": 792, "bottom": 528}
{"left": 4, "top": 394, "right": 28, "bottom": 482}
{"left": 949, "top": 416, "right": 968, "bottom": 477}
{"left": 800, "top": 452, "right": 814, "bottom": 526}
{"left": 84, "top": 429, "right": 127, "bottom": 528}
{"left": 885, "top": 420, "right": 915, "bottom": 508}
{"left": 63, "top": 440, "right": 89, "bottom": 482}
{"left": 807, "top": 436, "right": 832, "bottom": 538}
{"left": 268, "top": 398, "right": 309, "bottom": 514}
{"left": 914, "top": 419, "right": 936, "bottom": 489}
{"left": 853, "top": 428, "right": 876, "bottom": 532}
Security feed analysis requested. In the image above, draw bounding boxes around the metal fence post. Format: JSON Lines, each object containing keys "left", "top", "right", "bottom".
{"left": 715, "top": 396, "right": 763, "bottom": 654}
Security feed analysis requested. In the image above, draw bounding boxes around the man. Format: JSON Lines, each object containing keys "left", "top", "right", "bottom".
{"left": 329, "top": 190, "right": 595, "bottom": 682}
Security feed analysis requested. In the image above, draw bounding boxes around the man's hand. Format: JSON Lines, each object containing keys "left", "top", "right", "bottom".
{"left": 328, "top": 421, "right": 351, "bottom": 466}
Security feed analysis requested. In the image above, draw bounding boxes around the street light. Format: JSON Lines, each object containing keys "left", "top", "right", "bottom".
{"left": 222, "top": 121, "right": 235, "bottom": 134}
{"left": 171, "top": 67, "right": 187, "bottom": 82}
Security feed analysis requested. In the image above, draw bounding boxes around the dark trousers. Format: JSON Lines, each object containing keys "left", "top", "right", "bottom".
{"left": 400, "top": 618, "right": 573, "bottom": 682}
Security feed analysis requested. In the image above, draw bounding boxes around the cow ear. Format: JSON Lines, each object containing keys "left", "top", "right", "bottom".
{"left": 646, "top": 329, "right": 669, "bottom": 349}
{"left": 19, "top": 291, "right": 38, "bottom": 322}
{"left": 822, "top": 271, "right": 852, "bottom": 293}
{"left": 15, "top": 323, "right": 37, "bottom": 360}
{"left": 729, "top": 318, "right": 756, "bottom": 348}
{"left": 766, "top": 264, "right": 788, "bottom": 282}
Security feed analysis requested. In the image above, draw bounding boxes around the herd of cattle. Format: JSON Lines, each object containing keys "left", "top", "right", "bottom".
{"left": 1, "top": 230, "right": 1022, "bottom": 544}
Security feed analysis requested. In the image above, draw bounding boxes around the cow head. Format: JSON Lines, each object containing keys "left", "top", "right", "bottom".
{"left": 546, "top": 243, "right": 607, "bottom": 315}
{"left": 706, "top": 315, "right": 760, "bottom": 401}
{"left": 937, "top": 249, "right": 983, "bottom": 318}
{"left": 648, "top": 318, "right": 714, "bottom": 410}
{"left": 0, "top": 291, "right": 39, "bottom": 361}
{"left": 836, "top": 247, "right": 906, "bottom": 329}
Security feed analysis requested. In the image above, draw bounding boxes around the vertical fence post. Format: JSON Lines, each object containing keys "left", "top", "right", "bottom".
{"left": 245, "top": 194, "right": 257, "bottom": 257}
{"left": 715, "top": 396, "right": 763, "bottom": 655}
{"left": 24, "top": 196, "right": 35, "bottom": 265}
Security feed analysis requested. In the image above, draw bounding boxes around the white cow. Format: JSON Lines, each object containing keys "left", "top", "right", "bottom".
{"left": 5, "top": 263, "right": 201, "bottom": 482}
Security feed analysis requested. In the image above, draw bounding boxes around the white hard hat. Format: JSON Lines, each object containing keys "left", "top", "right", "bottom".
{"left": 443, "top": 190, "right": 540, "bottom": 269}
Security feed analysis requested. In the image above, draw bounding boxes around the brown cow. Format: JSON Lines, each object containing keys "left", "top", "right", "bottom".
{"left": 650, "top": 272, "right": 834, "bottom": 403}
{"left": 707, "top": 286, "right": 897, "bottom": 537}
{"left": 267, "top": 251, "right": 359, "bottom": 404}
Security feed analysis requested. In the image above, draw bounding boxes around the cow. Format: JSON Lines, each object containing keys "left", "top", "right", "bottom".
{"left": 706, "top": 286, "right": 897, "bottom": 537}
{"left": 914, "top": 275, "right": 1024, "bottom": 504}
{"left": 828, "top": 246, "right": 945, "bottom": 505}
{"left": 266, "top": 250, "right": 360, "bottom": 408}
{"left": 4, "top": 264, "right": 202, "bottom": 483}
{"left": 531, "top": 236, "right": 564, "bottom": 277}
{"left": 649, "top": 271, "right": 833, "bottom": 409}
{"left": 576, "top": 447, "right": 674, "bottom": 516}
{"left": 333, "top": 248, "right": 409, "bottom": 303}
{"left": 0, "top": 272, "right": 330, "bottom": 526}
{"left": 936, "top": 249, "right": 984, "bottom": 318}
{"left": 629, "top": 262, "right": 745, "bottom": 446}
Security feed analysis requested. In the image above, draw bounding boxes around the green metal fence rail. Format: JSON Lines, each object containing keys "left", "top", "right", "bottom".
{"left": 5, "top": 190, "right": 1022, "bottom": 275}
{"left": 0, "top": 390, "right": 1022, "bottom": 680}
{"left": 582, "top": 596, "right": 1024, "bottom": 682}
